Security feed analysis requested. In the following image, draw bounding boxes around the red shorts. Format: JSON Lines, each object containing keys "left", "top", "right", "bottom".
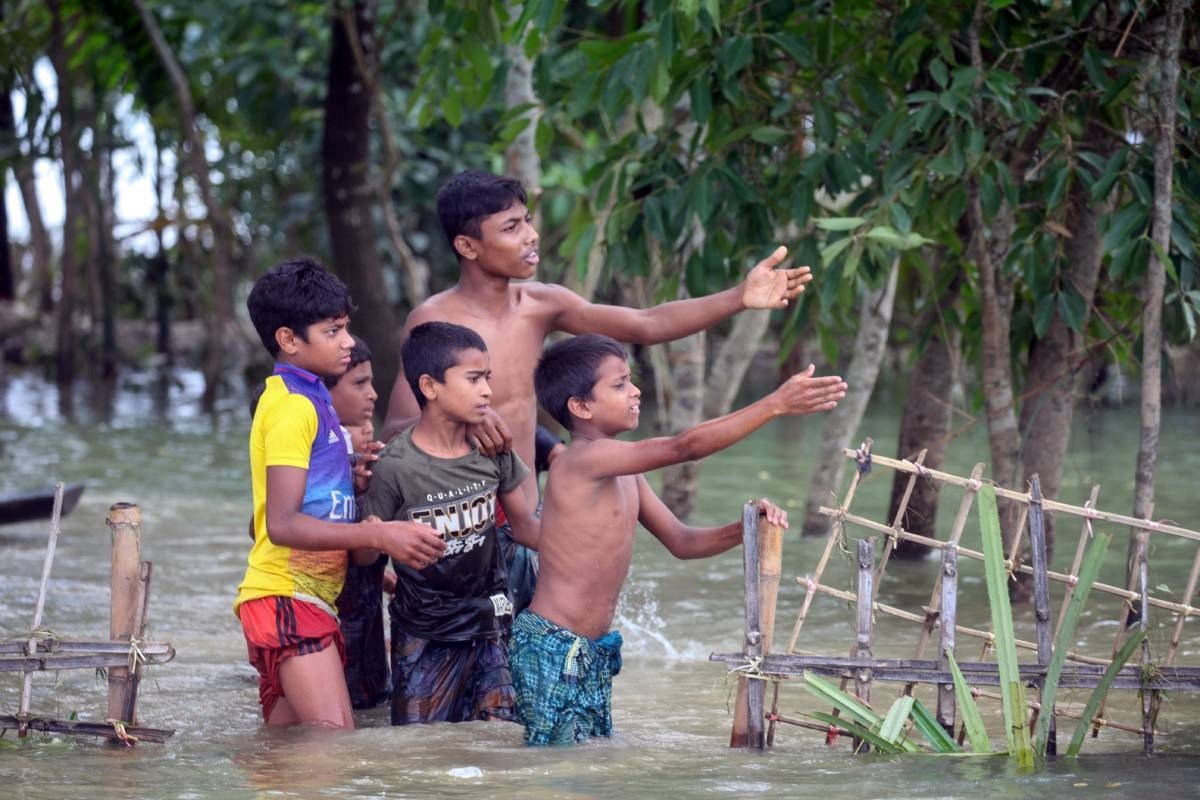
{"left": 238, "top": 596, "right": 346, "bottom": 721}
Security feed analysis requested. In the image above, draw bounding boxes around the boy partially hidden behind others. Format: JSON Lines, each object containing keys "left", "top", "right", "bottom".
{"left": 512, "top": 334, "right": 846, "bottom": 745}
{"left": 234, "top": 258, "right": 444, "bottom": 729}
{"left": 362, "top": 322, "right": 539, "bottom": 726}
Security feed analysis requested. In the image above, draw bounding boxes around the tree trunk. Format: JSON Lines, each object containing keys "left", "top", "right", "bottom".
{"left": 802, "top": 259, "right": 899, "bottom": 535}
{"left": 660, "top": 323, "right": 706, "bottom": 519}
{"left": 152, "top": 127, "right": 172, "bottom": 361}
{"left": 704, "top": 309, "right": 771, "bottom": 418}
{"left": 13, "top": 78, "right": 54, "bottom": 313}
{"left": 49, "top": 0, "right": 80, "bottom": 392}
{"left": 0, "top": 66, "right": 13, "bottom": 302}
{"left": 335, "top": 2, "right": 429, "bottom": 310}
{"left": 887, "top": 265, "right": 962, "bottom": 559}
{"left": 1015, "top": 154, "right": 1108, "bottom": 578}
{"left": 504, "top": 40, "right": 542, "bottom": 211}
{"left": 322, "top": 0, "right": 400, "bottom": 408}
{"left": 1132, "top": 0, "right": 1183, "bottom": 529}
{"left": 133, "top": 0, "right": 238, "bottom": 411}
{"left": 88, "top": 79, "right": 117, "bottom": 376}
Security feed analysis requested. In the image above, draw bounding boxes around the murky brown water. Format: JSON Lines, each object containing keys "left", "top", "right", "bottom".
{"left": 2, "top": 371, "right": 1199, "bottom": 798}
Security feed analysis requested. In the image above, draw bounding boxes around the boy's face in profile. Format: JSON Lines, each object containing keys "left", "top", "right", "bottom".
{"left": 330, "top": 360, "right": 377, "bottom": 428}
{"left": 426, "top": 347, "right": 493, "bottom": 424}
{"left": 465, "top": 201, "right": 539, "bottom": 280}
{"left": 284, "top": 315, "right": 353, "bottom": 378}
{"left": 579, "top": 355, "right": 642, "bottom": 435}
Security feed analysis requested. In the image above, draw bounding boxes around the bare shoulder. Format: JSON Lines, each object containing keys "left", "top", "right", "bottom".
{"left": 405, "top": 290, "right": 456, "bottom": 328}
{"left": 519, "top": 281, "right": 585, "bottom": 312}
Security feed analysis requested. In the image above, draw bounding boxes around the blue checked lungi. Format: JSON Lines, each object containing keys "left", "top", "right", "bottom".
{"left": 509, "top": 609, "right": 623, "bottom": 746}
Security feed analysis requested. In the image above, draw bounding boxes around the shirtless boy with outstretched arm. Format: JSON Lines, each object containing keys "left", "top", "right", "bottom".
{"left": 510, "top": 334, "right": 846, "bottom": 745}
{"left": 383, "top": 169, "right": 816, "bottom": 610}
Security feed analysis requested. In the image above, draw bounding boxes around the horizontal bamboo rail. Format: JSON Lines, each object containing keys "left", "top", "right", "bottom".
{"left": 841, "top": 449, "right": 1200, "bottom": 544}
{"left": 817, "top": 507, "right": 1197, "bottom": 618}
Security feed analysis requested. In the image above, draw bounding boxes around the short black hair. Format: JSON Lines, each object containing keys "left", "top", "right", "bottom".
{"left": 534, "top": 334, "right": 629, "bottom": 430}
{"left": 323, "top": 335, "right": 373, "bottom": 390}
{"left": 402, "top": 322, "right": 488, "bottom": 408}
{"left": 436, "top": 169, "right": 527, "bottom": 246}
{"left": 247, "top": 257, "right": 356, "bottom": 357}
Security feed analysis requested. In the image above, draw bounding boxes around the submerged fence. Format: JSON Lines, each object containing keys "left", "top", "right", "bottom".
{"left": 714, "top": 440, "right": 1200, "bottom": 754}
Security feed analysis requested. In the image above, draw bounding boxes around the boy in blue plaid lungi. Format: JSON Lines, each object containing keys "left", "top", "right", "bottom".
{"left": 510, "top": 609, "right": 622, "bottom": 745}
{"left": 516, "top": 336, "right": 841, "bottom": 745}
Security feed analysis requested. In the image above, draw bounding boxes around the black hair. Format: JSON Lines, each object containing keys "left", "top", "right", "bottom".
{"left": 401, "top": 321, "right": 488, "bottom": 408}
{"left": 534, "top": 334, "right": 629, "bottom": 430}
{"left": 323, "top": 335, "right": 373, "bottom": 390}
{"left": 436, "top": 169, "right": 527, "bottom": 246}
{"left": 246, "top": 257, "right": 356, "bottom": 357}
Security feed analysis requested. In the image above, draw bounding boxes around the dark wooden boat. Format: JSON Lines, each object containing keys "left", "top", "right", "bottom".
{"left": 0, "top": 483, "right": 85, "bottom": 525}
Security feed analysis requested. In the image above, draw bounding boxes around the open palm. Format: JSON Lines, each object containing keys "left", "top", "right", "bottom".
{"left": 741, "top": 245, "right": 813, "bottom": 309}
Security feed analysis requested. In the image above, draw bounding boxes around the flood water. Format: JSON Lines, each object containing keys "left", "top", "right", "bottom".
{"left": 2, "top": 369, "right": 1199, "bottom": 799}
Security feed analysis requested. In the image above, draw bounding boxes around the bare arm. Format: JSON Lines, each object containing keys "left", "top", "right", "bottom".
{"left": 639, "top": 482, "right": 788, "bottom": 559}
{"left": 265, "top": 465, "right": 445, "bottom": 568}
{"left": 550, "top": 246, "right": 811, "bottom": 344}
{"left": 569, "top": 366, "right": 847, "bottom": 480}
{"left": 500, "top": 486, "right": 540, "bottom": 550}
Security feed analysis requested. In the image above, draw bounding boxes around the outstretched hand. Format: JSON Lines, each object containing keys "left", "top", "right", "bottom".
{"left": 741, "top": 246, "right": 813, "bottom": 309}
{"left": 755, "top": 497, "right": 789, "bottom": 529}
{"left": 771, "top": 364, "right": 848, "bottom": 415}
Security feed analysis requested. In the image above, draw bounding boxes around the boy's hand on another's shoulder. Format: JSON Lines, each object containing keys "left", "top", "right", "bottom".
{"left": 755, "top": 498, "right": 789, "bottom": 529}
{"left": 771, "top": 365, "right": 848, "bottom": 416}
{"left": 352, "top": 440, "right": 385, "bottom": 493}
{"left": 467, "top": 407, "right": 513, "bottom": 456}
{"left": 741, "top": 246, "right": 813, "bottom": 309}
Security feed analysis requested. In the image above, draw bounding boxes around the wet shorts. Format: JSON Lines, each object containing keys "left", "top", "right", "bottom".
{"left": 238, "top": 596, "right": 346, "bottom": 722}
{"left": 509, "top": 610, "right": 623, "bottom": 746}
{"left": 389, "top": 627, "right": 516, "bottom": 725}
{"left": 336, "top": 554, "right": 391, "bottom": 709}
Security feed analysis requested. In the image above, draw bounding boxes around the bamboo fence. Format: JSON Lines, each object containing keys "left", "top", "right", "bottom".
{"left": 715, "top": 441, "right": 1200, "bottom": 754}
{"left": 1, "top": 492, "right": 175, "bottom": 745}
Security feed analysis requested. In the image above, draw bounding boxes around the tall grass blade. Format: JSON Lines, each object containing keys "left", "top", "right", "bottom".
{"left": 978, "top": 485, "right": 1032, "bottom": 762}
{"left": 946, "top": 648, "right": 993, "bottom": 753}
{"left": 1066, "top": 630, "right": 1146, "bottom": 757}
{"left": 802, "top": 671, "right": 882, "bottom": 729}
{"left": 1034, "top": 529, "right": 1112, "bottom": 754}
{"left": 909, "top": 697, "right": 960, "bottom": 753}
{"left": 879, "top": 695, "right": 919, "bottom": 751}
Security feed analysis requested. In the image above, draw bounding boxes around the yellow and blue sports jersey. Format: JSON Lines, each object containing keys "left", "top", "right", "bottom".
{"left": 235, "top": 363, "right": 356, "bottom": 619}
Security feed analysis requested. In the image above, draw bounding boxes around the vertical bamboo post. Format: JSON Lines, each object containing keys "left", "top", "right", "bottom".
{"left": 731, "top": 503, "right": 764, "bottom": 748}
{"left": 758, "top": 520, "right": 784, "bottom": 746}
{"left": 937, "top": 544, "right": 958, "bottom": 735}
{"left": 1138, "top": 543, "right": 1154, "bottom": 755}
{"left": 107, "top": 503, "right": 143, "bottom": 727}
{"left": 1027, "top": 475, "right": 1055, "bottom": 755}
{"left": 853, "top": 538, "right": 875, "bottom": 753}
{"left": 17, "top": 483, "right": 66, "bottom": 738}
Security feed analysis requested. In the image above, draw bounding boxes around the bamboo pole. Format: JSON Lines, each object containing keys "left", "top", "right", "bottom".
{"left": 874, "top": 449, "right": 926, "bottom": 584}
{"left": 731, "top": 504, "right": 763, "bottom": 748}
{"left": 106, "top": 503, "right": 143, "bottom": 728}
{"left": 937, "top": 544, "right": 958, "bottom": 734}
{"left": 1028, "top": 475, "right": 1055, "bottom": 755}
{"left": 1054, "top": 486, "right": 1101, "bottom": 636}
{"left": 907, "top": 463, "right": 985, "bottom": 689}
{"left": 1149, "top": 542, "right": 1200, "bottom": 732}
{"left": 837, "top": 449, "right": 1200, "bottom": 544}
{"left": 731, "top": 512, "right": 784, "bottom": 748}
{"left": 1139, "top": 546, "right": 1154, "bottom": 755}
{"left": 17, "top": 483, "right": 66, "bottom": 738}
{"left": 819, "top": 506, "right": 1194, "bottom": 616}
{"left": 853, "top": 538, "right": 875, "bottom": 753}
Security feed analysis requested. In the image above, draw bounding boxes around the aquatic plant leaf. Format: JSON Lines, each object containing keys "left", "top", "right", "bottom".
{"left": 1035, "top": 529, "right": 1112, "bottom": 754}
{"left": 802, "top": 671, "right": 882, "bottom": 729}
{"left": 878, "top": 695, "right": 920, "bottom": 751}
{"left": 909, "top": 698, "right": 960, "bottom": 753}
{"left": 1066, "top": 631, "right": 1146, "bottom": 757}
{"left": 978, "top": 485, "right": 1030, "bottom": 761}
{"left": 946, "top": 648, "right": 994, "bottom": 753}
